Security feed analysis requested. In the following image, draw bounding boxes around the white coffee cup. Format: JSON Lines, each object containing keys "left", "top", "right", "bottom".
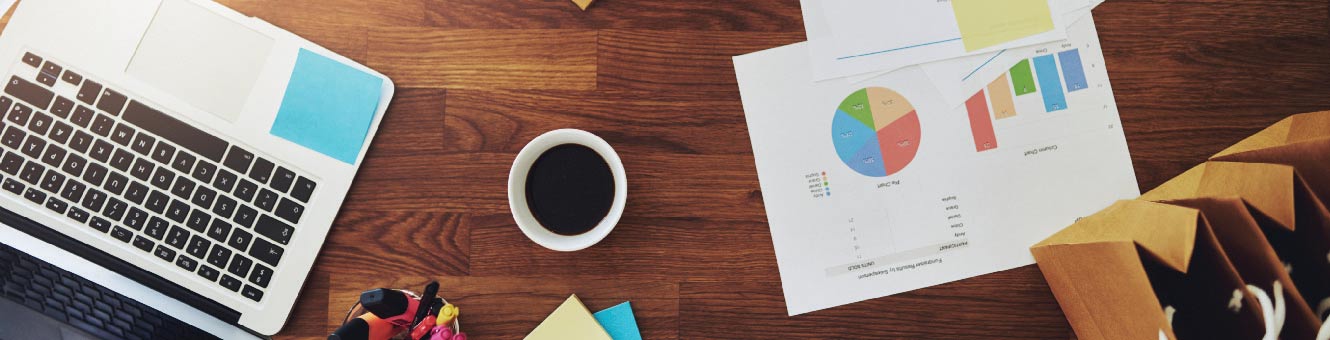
{"left": 508, "top": 129, "right": 627, "bottom": 252}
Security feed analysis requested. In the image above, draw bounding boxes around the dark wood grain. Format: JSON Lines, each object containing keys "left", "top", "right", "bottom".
{"left": 190, "top": 0, "right": 1330, "bottom": 338}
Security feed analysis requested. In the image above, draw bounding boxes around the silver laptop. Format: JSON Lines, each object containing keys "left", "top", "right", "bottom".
{"left": 0, "top": 0, "right": 393, "bottom": 337}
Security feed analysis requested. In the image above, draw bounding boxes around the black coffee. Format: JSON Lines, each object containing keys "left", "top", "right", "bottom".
{"left": 525, "top": 144, "right": 616, "bottom": 236}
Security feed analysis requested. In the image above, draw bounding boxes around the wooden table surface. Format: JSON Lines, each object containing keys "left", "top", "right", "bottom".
{"left": 189, "top": 0, "right": 1330, "bottom": 338}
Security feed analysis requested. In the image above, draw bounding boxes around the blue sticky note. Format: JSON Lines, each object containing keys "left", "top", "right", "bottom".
{"left": 271, "top": 49, "right": 383, "bottom": 164}
{"left": 593, "top": 302, "right": 642, "bottom": 340}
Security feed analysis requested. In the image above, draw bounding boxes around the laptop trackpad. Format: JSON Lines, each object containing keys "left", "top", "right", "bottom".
{"left": 126, "top": 0, "right": 273, "bottom": 122}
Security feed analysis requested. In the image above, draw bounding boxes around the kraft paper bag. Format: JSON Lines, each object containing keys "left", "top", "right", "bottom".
{"left": 1157, "top": 196, "right": 1320, "bottom": 339}
{"left": 1142, "top": 161, "right": 1330, "bottom": 314}
{"left": 1209, "top": 110, "right": 1330, "bottom": 204}
{"left": 1031, "top": 200, "right": 1265, "bottom": 340}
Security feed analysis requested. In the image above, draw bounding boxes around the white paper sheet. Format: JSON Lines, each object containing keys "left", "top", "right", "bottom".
{"left": 734, "top": 16, "right": 1138, "bottom": 315}
{"left": 804, "top": 0, "right": 1073, "bottom": 80}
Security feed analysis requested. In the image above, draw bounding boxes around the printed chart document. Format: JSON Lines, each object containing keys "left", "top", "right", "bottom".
{"left": 804, "top": 0, "right": 1069, "bottom": 80}
{"left": 734, "top": 16, "right": 1138, "bottom": 315}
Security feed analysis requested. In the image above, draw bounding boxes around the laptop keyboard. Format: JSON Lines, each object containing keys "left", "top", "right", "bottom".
{"left": 1, "top": 51, "right": 320, "bottom": 303}
{"left": 0, "top": 242, "right": 221, "bottom": 339}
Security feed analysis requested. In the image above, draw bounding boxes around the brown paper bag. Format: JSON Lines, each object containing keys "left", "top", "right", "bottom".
{"left": 1031, "top": 200, "right": 1265, "bottom": 340}
{"left": 1209, "top": 110, "right": 1330, "bottom": 204}
{"left": 1157, "top": 196, "right": 1320, "bottom": 339}
{"left": 1142, "top": 161, "right": 1330, "bottom": 316}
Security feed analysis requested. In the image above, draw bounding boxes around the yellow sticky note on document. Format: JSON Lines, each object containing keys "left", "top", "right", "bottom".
{"left": 952, "top": 0, "right": 1056, "bottom": 51}
{"left": 525, "top": 295, "right": 613, "bottom": 340}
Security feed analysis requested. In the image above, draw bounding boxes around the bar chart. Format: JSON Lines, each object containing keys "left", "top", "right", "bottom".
{"left": 964, "top": 48, "right": 1088, "bottom": 152}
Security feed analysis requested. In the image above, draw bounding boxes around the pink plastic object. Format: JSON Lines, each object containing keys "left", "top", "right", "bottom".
{"left": 428, "top": 326, "right": 454, "bottom": 340}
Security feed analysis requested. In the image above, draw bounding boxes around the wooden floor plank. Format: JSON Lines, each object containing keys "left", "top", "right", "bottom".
{"left": 363, "top": 0, "right": 804, "bottom": 31}
{"left": 366, "top": 28, "right": 598, "bottom": 90}
{"left": 598, "top": 30, "right": 805, "bottom": 91}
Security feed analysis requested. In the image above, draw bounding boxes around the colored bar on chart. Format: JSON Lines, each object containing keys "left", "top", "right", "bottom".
{"left": 988, "top": 74, "right": 1017, "bottom": 119}
{"left": 965, "top": 90, "right": 998, "bottom": 152}
{"left": 1032, "top": 55, "right": 1067, "bottom": 112}
{"left": 1009, "top": 59, "right": 1037, "bottom": 96}
{"left": 1058, "top": 49, "right": 1088, "bottom": 92}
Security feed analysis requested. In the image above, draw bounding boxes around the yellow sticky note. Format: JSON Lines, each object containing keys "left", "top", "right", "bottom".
{"left": 572, "top": 0, "right": 595, "bottom": 10}
{"left": 951, "top": 0, "right": 1055, "bottom": 51}
{"left": 525, "top": 295, "right": 614, "bottom": 340}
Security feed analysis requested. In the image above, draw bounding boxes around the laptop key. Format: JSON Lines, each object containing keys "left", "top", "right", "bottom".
{"left": 222, "top": 146, "right": 253, "bottom": 173}
{"left": 123, "top": 207, "right": 147, "bottom": 230}
{"left": 129, "top": 157, "right": 153, "bottom": 181}
{"left": 124, "top": 181, "right": 149, "bottom": 204}
{"left": 130, "top": 133, "right": 154, "bottom": 155}
{"left": 7, "top": 102, "right": 31, "bottom": 125}
{"left": 109, "top": 226, "right": 132, "bottom": 243}
{"left": 39, "top": 169, "right": 64, "bottom": 192}
{"left": 274, "top": 199, "right": 304, "bottom": 224}
{"left": 20, "top": 161, "right": 44, "bottom": 184}
{"left": 153, "top": 245, "right": 175, "bottom": 262}
{"left": 51, "top": 96, "right": 74, "bottom": 118}
{"left": 171, "top": 150, "right": 195, "bottom": 173}
{"left": 49, "top": 121, "right": 72, "bottom": 144}
{"left": 166, "top": 199, "right": 189, "bottom": 223}
{"left": 218, "top": 275, "right": 241, "bottom": 292}
{"left": 0, "top": 96, "right": 10, "bottom": 115}
{"left": 40, "top": 61, "right": 62, "bottom": 77}
{"left": 110, "top": 124, "right": 134, "bottom": 145}
{"left": 83, "top": 163, "right": 107, "bottom": 186}
{"left": 226, "top": 254, "right": 251, "bottom": 278}
{"left": 242, "top": 285, "right": 264, "bottom": 303}
{"left": 131, "top": 235, "right": 153, "bottom": 252}
{"left": 206, "top": 244, "right": 231, "bottom": 268}
{"left": 248, "top": 264, "right": 271, "bottom": 288}
{"left": 248, "top": 157, "right": 273, "bottom": 184}
{"left": 192, "top": 186, "right": 216, "bottom": 208}
{"left": 186, "top": 209, "right": 209, "bottom": 232}
{"left": 61, "top": 70, "right": 82, "bottom": 85}
{"left": 36, "top": 73, "right": 57, "bottom": 87}
{"left": 60, "top": 180, "right": 85, "bottom": 202}
{"left": 5, "top": 76, "right": 53, "bottom": 109}
{"left": 212, "top": 169, "right": 236, "bottom": 192}
{"left": 102, "top": 198, "right": 127, "bottom": 221}
{"left": 41, "top": 146, "right": 66, "bottom": 167}
{"left": 66, "top": 207, "right": 89, "bottom": 223}
{"left": 109, "top": 149, "right": 133, "bottom": 171}
{"left": 23, "top": 187, "right": 46, "bottom": 204}
{"left": 89, "top": 139, "right": 112, "bottom": 162}
{"left": 90, "top": 114, "right": 114, "bottom": 136}
{"left": 0, "top": 178, "right": 20, "bottom": 197}
{"left": 123, "top": 101, "right": 228, "bottom": 162}
{"left": 254, "top": 188, "right": 277, "bottom": 211}
{"left": 28, "top": 111, "right": 52, "bottom": 135}
{"left": 227, "top": 228, "right": 252, "bottom": 252}
{"left": 96, "top": 89, "right": 127, "bottom": 116}
{"left": 270, "top": 167, "right": 295, "bottom": 193}
{"left": 249, "top": 237, "right": 284, "bottom": 267}
{"left": 21, "top": 52, "right": 42, "bottom": 67}
{"left": 21, "top": 135, "right": 45, "bottom": 158}
{"left": 176, "top": 256, "right": 197, "bottom": 272}
{"left": 233, "top": 205, "right": 258, "bottom": 227}
{"left": 191, "top": 161, "right": 216, "bottom": 183}
{"left": 81, "top": 188, "right": 106, "bottom": 211}
{"left": 165, "top": 225, "right": 188, "bottom": 249}
{"left": 149, "top": 166, "right": 174, "bottom": 189}
{"left": 170, "top": 177, "right": 195, "bottom": 199}
{"left": 0, "top": 152, "right": 20, "bottom": 174}
{"left": 206, "top": 219, "right": 231, "bottom": 242}
{"left": 1, "top": 125, "right": 25, "bottom": 149}
{"left": 144, "top": 217, "right": 168, "bottom": 240}
{"left": 150, "top": 141, "right": 175, "bottom": 163}
{"left": 185, "top": 235, "right": 210, "bottom": 259}
{"left": 234, "top": 179, "right": 256, "bottom": 202}
{"left": 69, "top": 130, "right": 93, "bottom": 153}
{"left": 196, "top": 265, "right": 218, "bottom": 282}
{"left": 76, "top": 80, "right": 100, "bottom": 105}
{"left": 104, "top": 172, "right": 128, "bottom": 195}
{"left": 88, "top": 217, "right": 112, "bottom": 233}
{"left": 145, "top": 190, "right": 168, "bottom": 213}
{"left": 44, "top": 197, "right": 68, "bottom": 214}
{"left": 213, "top": 195, "right": 236, "bottom": 219}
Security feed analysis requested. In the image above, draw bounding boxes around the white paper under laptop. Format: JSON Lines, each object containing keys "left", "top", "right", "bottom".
{"left": 0, "top": 0, "right": 393, "bottom": 336}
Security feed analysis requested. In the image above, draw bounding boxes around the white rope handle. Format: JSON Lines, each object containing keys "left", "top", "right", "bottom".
{"left": 1245, "top": 281, "right": 1284, "bottom": 340}
{"left": 1317, "top": 296, "right": 1330, "bottom": 340}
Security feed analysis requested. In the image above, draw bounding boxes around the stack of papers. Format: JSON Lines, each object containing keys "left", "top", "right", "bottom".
{"left": 734, "top": 0, "right": 1136, "bottom": 315}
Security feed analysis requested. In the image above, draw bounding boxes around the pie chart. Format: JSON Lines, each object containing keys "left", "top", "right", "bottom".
{"left": 831, "top": 87, "right": 921, "bottom": 177}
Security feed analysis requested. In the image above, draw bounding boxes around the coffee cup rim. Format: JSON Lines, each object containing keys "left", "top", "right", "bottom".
{"left": 507, "top": 129, "right": 627, "bottom": 252}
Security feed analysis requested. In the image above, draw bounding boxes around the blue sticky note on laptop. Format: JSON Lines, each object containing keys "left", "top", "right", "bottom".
{"left": 270, "top": 48, "right": 382, "bottom": 164}
{"left": 593, "top": 302, "right": 642, "bottom": 340}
